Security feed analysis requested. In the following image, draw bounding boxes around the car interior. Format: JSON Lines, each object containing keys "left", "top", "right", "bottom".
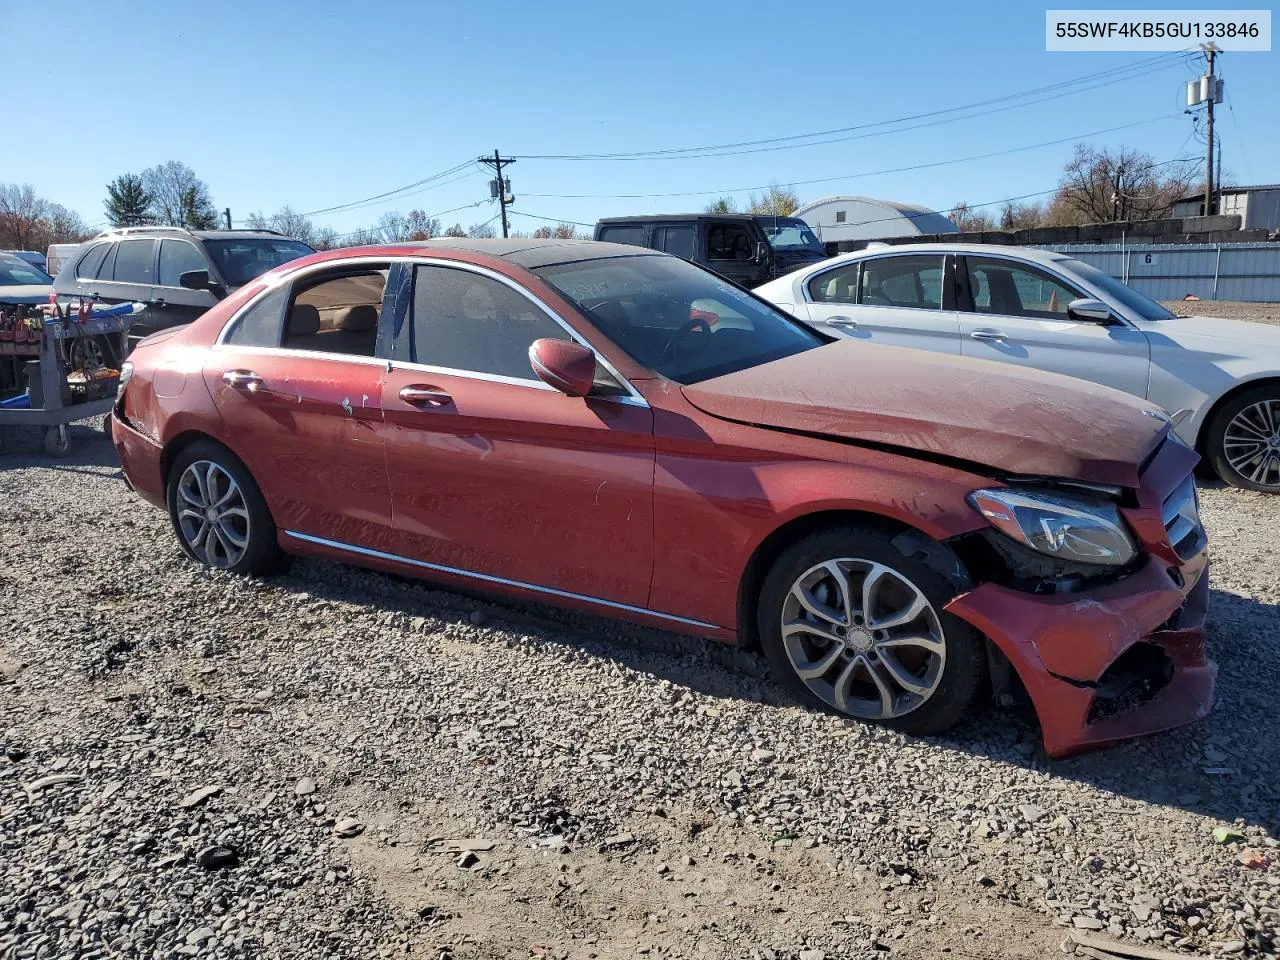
{"left": 282, "top": 271, "right": 387, "bottom": 356}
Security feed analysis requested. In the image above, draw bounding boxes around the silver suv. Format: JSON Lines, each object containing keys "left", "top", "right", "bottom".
{"left": 53, "top": 227, "right": 313, "bottom": 347}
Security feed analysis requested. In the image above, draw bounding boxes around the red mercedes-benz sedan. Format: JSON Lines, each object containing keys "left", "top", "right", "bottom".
{"left": 110, "top": 239, "right": 1213, "bottom": 756}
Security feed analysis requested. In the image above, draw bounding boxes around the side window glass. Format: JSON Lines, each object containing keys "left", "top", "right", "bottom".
{"left": 966, "top": 257, "right": 1081, "bottom": 319}
{"left": 158, "top": 240, "right": 208, "bottom": 288}
{"left": 112, "top": 239, "right": 157, "bottom": 284}
{"left": 97, "top": 243, "right": 119, "bottom": 281}
{"left": 411, "top": 266, "right": 568, "bottom": 380}
{"left": 282, "top": 269, "right": 388, "bottom": 356}
{"left": 75, "top": 243, "right": 110, "bottom": 280}
{"left": 808, "top": 262, "right": 859, "bottom": 303}
{"left": 858, "top": 256, "right": 943, "bottom": 309}
{"left": 659, "top": 225, "right": 694, "bottom": 260}
{"left": 225, "top": 286, "right": 289, "bottom": 348}
{"left": 707, "top": 224, "right": 752, "bottom": 261}
{"left": 598, "top": 226, "right": 646, "bottom": 247}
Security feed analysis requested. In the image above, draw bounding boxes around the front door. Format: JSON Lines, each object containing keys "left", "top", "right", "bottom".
{"left": 153, "top": 238, "right": 219, "bottom": 332}
{"left": 958, "top": 254, "right": 1150, "bottom": 399}
{"left": 207, "top": 265, "right": 393, "bottom": 550}
{"left": 380, "top": 262, "right": 655, "bottom": 607}
{"left": 803, "top": 253, "right": 963, "bottom": 353}
{"left": 703, "top": 219, "right": 765, "bottom": 288}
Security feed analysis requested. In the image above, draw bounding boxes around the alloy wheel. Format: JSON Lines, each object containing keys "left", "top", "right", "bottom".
{"left": 780, "top": 558, "right": 946, "bottom": 720}
{"left": 175, "top": 460, "right": 251, "bottom": 568}
{"left": 1223, "top": 399, "right": 1280, "bottom": 489}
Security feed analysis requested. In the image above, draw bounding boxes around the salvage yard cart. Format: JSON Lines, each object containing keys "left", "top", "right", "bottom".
{"left": 0, "top": 300, "right": 138, "bottom": 456}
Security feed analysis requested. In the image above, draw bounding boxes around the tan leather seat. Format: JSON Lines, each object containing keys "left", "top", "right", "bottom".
{"left": 284, "top": 304, "right": 321, "bottom": 349}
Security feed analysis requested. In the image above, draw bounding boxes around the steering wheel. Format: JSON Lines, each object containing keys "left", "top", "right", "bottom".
{"left": 660, "top": 315, "right": 712, "bottom": 364}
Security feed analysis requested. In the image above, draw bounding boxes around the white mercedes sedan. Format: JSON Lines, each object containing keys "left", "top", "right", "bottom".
{"left": 755, "top": 244, "right": 1280, "bottom": 493}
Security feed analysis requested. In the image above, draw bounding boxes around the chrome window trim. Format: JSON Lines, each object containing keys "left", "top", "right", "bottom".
{"left": 800, "top": 251, "right": 947, "bottom": 311}
{"left": 283, "top": 530, "right": 719, "bottom": 630}
{"left": 212, "top": 255, "right": 649, "bottom": 407}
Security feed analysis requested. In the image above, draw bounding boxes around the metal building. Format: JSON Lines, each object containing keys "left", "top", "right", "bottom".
{"left": 794, "top": 195, "right": 958, "bottom": 245}
{"left": 1172, "top": 184, "right": 1280, "bottom": 231}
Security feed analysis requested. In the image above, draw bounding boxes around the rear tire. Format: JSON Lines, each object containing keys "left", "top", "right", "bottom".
{"left": 166, "top": 440, "right": 287, "bottom": 576}
{"left": 1205, "top": 384, "right": 1280, "bottom": 493}
{"left": 757, "top": 524, "right": 984, "bottom": 736}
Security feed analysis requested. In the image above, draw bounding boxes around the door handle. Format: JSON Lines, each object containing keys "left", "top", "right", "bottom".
{"left": 399, "top": 384, "right": 453, "bottom": 407}
{"left": 222, "top": 369, "right": 265, "bottom": 392}
{"left": 150, "top": 298, "right": 167, "bottom": 307}
{"left": 969, "top": 329, "right": 1008, "bottom": 343}
{"left": 826, "top": 316, "right": 858, "bottom": 328}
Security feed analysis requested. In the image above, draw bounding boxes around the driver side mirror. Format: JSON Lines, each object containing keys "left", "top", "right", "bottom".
{"left": 753, "top": 241, "right": 769, "bottom": 265}
{"left": 1066, "top": 298, "right": 1112, "bottom": 323}
{"left": 529, "top": 338, "right": 596, "bottom": 397}
{"left": 179, "top": 269, "right": 226, "bottom": 299}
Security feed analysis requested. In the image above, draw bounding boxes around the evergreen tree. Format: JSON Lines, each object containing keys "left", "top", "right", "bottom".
{"left": 104, "top": 174, "right": 153, "bottom": 227}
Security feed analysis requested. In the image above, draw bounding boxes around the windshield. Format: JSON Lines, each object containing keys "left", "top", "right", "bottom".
{"left": 0, "top": 257, "right": 54, "bottom": 286}
{"left": 534, "top": 254, "right": 824, "bottom": 384}
{"left": 1062, "top": 259, "right": 1175, "bottom": 322}
{"left": 203, "top": 238, "right": 314, "bottom": 287}
{"left": 755, "top": 217, "right": 825, "bottom": 255}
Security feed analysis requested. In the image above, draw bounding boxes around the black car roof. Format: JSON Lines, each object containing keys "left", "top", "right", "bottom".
{"left": 409, "top": 238, "right": 662, "bottom": 269}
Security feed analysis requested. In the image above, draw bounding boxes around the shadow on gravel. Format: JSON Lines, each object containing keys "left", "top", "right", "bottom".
{"left": 24, "top": 424, "right": 1276, "bottom": 832}
{"left": 0, "top": 422, "right": 122, "bottom": 477}
{"left": 272, "top": 544, "right": 1280, "bottom": 835}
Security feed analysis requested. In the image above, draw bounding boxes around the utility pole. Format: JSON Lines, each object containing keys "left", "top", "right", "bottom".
{"left": 224, "top": 208, "right": 233, "bottom": 230}
{"left": 1111, "top": 165, "right": 1125, "bottom": 222}
{"left": 477, "top": 149, "right": 516, "bottom": 238}
{"left": 1202, "top": 42, "right": 1219, "bottom": 216}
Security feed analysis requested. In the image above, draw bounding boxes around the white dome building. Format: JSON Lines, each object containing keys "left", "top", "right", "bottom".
{"left": 793, "top": 195, "right": 958, "bottom": 246}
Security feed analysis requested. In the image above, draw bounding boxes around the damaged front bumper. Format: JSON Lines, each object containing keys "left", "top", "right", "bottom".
{"left": 946, "top": 551, "right": 1212, "bottom": 757}
{"left": 946, "top": 429, "right": 1214, "bottom": 758}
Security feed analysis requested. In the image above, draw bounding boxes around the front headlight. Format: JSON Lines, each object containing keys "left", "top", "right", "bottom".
{"left": 967, "top": 487, "right": 1138, "bottom": 567}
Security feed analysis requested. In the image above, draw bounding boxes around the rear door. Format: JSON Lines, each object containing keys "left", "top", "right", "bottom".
{"left": 595, "top": 223, "right": 651, "bottom": 249}
{"left": 957, "top": 254, "right": 1150, "bottom": 398}
{"left": 207, "top": 263, "right": 393, "bottom": 550}
{"left": 651, "top": 223, "right": 697, "bottom": 263}
{"left": 803, "top": 252, "right": 962, "bottom": 353}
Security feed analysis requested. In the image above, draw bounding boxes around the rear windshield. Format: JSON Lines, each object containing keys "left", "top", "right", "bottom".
{"left": 0, "top": 257, "right": 53, "bottom": 286}
{"left": 1062, "top": 259, "right": 1175, "bottom": 322}
{"left": 534, "top": 254, "right": 823, "bottom": 384}
{"left": 203, "top": 239, "right": 314, "bottom": 287}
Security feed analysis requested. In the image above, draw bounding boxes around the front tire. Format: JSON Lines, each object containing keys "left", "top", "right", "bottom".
{"left": 757, "top": 525, "right": 984, "bottom": 736}
{"left": 166, "top": 440, "right": 286, "bottom": 576}
{"left": 1205, "top": 385, "right": 1280, "bottom": 493}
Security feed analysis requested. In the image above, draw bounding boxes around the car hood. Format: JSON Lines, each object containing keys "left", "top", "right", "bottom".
{"left": 681, "top": 340, "right": 1167, "bottom": 488}
{"left": 1143, "top": 313, "right": 1280, "bottom": 352}
{"left": 0, "top": 283, "right": 53, "bottom": 305}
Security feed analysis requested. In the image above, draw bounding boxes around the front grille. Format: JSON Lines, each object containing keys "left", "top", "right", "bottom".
{"left": 1162, "top": 473, "right": 1205, "bottom": 559}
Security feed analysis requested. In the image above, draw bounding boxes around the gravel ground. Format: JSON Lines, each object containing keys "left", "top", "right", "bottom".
{"left": 1160, "top": 300, "right": 1280, "bottom": 326}
{"left": 1, "top": 424, "right": 1277, "bottom": 960}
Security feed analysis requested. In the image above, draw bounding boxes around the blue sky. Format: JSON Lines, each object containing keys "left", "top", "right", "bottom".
{"left": 5, "top": 0, "right": 1276, "bottom": 237}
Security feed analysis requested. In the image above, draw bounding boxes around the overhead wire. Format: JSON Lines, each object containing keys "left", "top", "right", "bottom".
{"left": 522, "top": 115, "right": 1179, "bottom": 200}
{"left": 516, "top": 51, "right": 1195, "bottom": 162}
{"left": 296, "top": 160, "right": 477, "bottom": 217}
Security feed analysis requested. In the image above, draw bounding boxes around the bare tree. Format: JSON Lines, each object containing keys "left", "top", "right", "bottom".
{"left": 404, "top": 210, "right": 440, "bottom": 241}
{"left": 0, "top": 183, "right": 49, "bottom": 249}
{"left": 44, "top": 204, "right": 90, "bottom": 244}
{"left": 246, "top": 206, "right": 317, "bottom": 245}
{"left": 312, "top": 225, "right": 340, "bottom": 250}
{"left": 444, "top": 223, "right": 467, "bottom": 238}
{"left": 532, "top": 226, "right": 553, "bottom": 239}
{"left": 746, "top": 184, "right": 800, "bottom": 217}
{"left": 998, "top": 200, "right": 1047, "bottom": 230}
{"left": 141, "top": 161, "right": 218, "bottom": 229}
{"left": 1045, "top": 145, "right": 1197, "bottom": 225}
{"left": 467, "top": 221, "right": 496, "bottom": 239}
{"left": 948, "top": 201, "right": 995, "bottom": 232}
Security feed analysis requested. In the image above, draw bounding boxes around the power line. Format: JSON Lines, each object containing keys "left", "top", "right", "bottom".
{"left": 296, "top": 160, "right": 476, "bottom": 217}
{"left": 522, "top": 115, "right": 1177, "bottom": 200}
{"left": 516, "top": 52, "right": 1194, "bottom": 162}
